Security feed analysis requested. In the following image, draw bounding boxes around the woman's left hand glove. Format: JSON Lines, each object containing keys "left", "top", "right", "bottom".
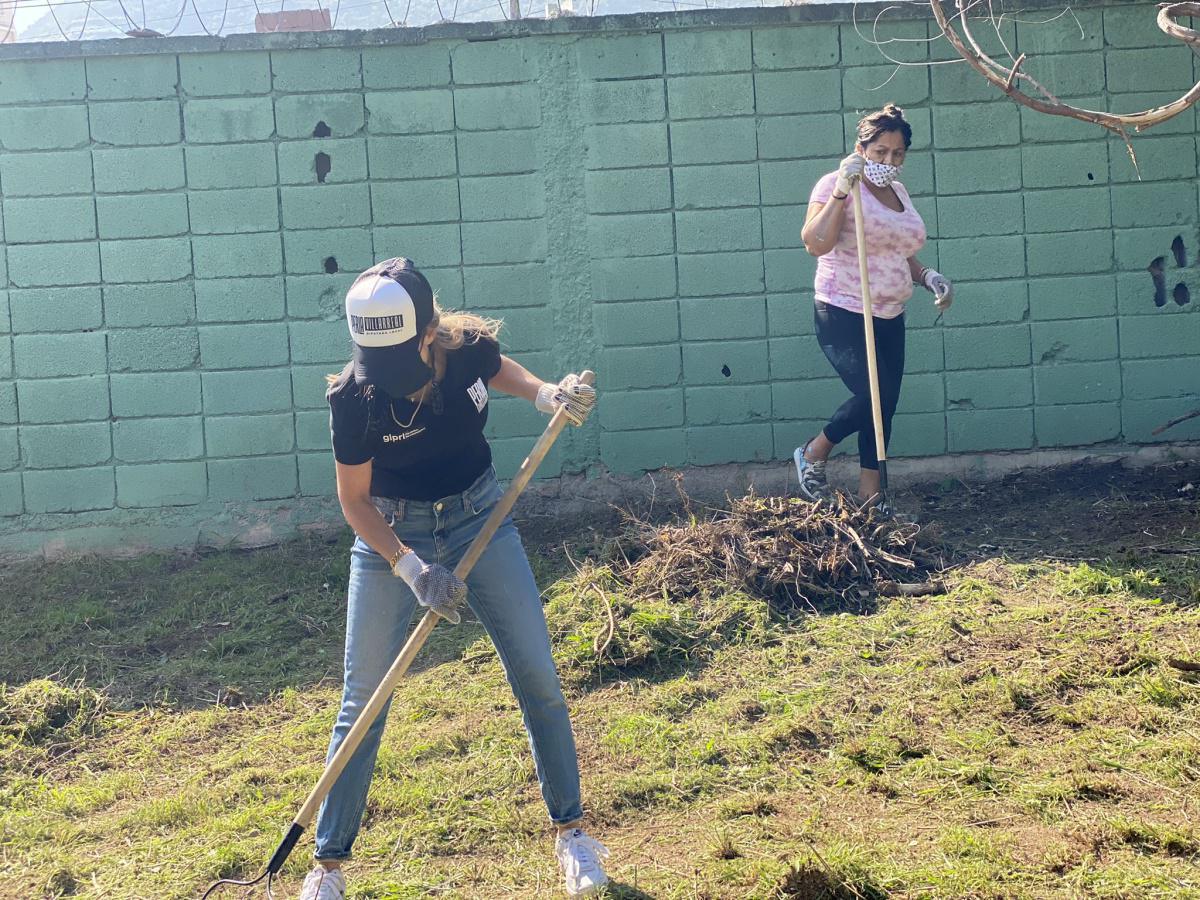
{"left": 535, "top": 374, "right": 596, "bottom": 427}
{"left": 924, "top": 269, "right": 953, "bottom": 311}
{"left": 394, "top": 551, "right": 465, "bottom": 624}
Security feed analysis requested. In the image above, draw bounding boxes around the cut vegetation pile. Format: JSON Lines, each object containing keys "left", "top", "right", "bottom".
{"left": 621, "top": 492, "right": 941, "bottom": 613}
{"left": 544, "top": 492, "right": 944, "bottom": 685}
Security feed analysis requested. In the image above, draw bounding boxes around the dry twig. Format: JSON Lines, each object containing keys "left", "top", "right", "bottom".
{"left": 1152, "top": 406, "right": 1200, "bottom": 436}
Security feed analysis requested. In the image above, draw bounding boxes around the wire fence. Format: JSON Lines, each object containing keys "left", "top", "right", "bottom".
{"left": 2, "top": 0, "right": 812, "bottom": 43}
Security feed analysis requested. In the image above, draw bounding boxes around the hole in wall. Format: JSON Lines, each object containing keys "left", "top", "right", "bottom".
{"left": 1148, "top": 256, "right": 1167, "bottom": 307}
{"left": 1172, "top": 235, "right": 1187, "bottom": 268}
{"left": 313, "top": 120, "right": 332, "bottom": 138}
{"left": 1174, "top": 283, "right": 1190, "bottom": 306}
{"left": 315, "top": 152, "right": 332, "bottom": 184}
{"left": 1086, "top": 172, "right": 1094, "bottom": 181}
{"left": 720, "top": 365, "right": 732, "bottom": 378}
{"left": 324, "top": 257, "right": 339, "bottom": 274}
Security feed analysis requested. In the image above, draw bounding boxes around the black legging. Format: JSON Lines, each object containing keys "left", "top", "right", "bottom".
{"left": 814, "top": 301, "right": 905, "bottom": 471}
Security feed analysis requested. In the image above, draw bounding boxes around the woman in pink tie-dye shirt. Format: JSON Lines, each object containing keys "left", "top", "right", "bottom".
{"left": 793, "top": 105, "right": 954, "bottom": 514}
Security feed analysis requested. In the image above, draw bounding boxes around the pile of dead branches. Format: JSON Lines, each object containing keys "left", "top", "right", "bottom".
{"left": 618, "top": 492, "right": 943, "bottom": 615}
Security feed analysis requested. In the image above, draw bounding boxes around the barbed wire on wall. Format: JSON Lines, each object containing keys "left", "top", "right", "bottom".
{"left": 8, "top": 0, "right": 1187, "bottom": 144}
{"left": 1, "top": 0, "right": 949, "bottom": 44}
{"left": 2, "top": 0, "right": 785, "bottom": 42}
{"left": 4, "top": 0, "right": 611, "bottom": 40}
{"left": 8, "top": 0, "right": 409, "bottom": 39}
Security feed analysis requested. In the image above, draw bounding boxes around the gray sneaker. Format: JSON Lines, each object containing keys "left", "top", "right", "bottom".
{"left": 793, "top": 441, "right": 830, "bottom": 502}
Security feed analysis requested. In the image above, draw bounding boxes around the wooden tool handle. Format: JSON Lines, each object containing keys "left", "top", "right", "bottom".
{"left": 851, "top": 181, "right": 889, "bottom": 486}
{"left": 454, "top": 370, "right": 595, "bottom": 579}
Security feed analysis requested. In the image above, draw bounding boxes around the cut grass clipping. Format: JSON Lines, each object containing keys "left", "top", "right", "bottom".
{"left": 0, "top": 679, "right": 108, "bottom": 776}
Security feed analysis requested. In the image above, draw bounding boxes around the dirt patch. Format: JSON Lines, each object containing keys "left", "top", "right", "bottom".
{"left": 898, "top": 458, "right": 1200, "bottom": 558}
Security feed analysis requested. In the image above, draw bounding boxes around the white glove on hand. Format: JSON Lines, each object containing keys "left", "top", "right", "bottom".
{"left": 925, "top": 269, "right": 954, "bottom": 311}
{"left": 393, "top": 551, "right": 465, "bottom": 624}
{"left": 834, "top": 153, "right": 865, "bottom": 197}
{"left": 534, "top": 373, "right": 596, "bottom": 427}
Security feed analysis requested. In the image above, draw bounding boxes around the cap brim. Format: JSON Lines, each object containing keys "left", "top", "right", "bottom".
{"left": 352, "top": 339, "right": 432, "bottom": 399}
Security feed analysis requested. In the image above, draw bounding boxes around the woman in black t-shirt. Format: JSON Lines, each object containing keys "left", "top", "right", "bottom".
{"left": 300, "top": 258, "right": 608, "bottom": 900}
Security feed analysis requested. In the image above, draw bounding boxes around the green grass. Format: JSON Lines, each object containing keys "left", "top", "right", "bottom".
{"left": 0, "top": 534, "right": 1198, "bottom": 898}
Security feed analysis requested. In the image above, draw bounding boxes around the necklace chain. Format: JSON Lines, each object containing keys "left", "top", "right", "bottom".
{"left": 388, "top": 346, "right": 438, "bottom": 430}
{"left": 389, "top": 390, "right": 424, "bottom": 429}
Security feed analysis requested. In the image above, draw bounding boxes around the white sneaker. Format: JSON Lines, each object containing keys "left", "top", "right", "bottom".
{"left": 555, "top": 828, "right": 610, "bottom": 897}
{"left": 298, "top": 865, "right": 345, "bottom": 900}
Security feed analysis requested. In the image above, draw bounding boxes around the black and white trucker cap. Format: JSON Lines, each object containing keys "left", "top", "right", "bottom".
{"left": 346, "top": 257, "right": 436, "bottom": 398}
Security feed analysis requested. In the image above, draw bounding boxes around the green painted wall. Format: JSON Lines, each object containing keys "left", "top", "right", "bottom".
{"left": 0, "top": 1, "right": 1197, "bottom": 554}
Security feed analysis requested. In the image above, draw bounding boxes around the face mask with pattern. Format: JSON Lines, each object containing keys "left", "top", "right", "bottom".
{"left": 863, "top": 159, "right": 901, "bottom": 188}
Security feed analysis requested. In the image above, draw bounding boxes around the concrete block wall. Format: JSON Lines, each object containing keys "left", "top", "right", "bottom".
{"left": 0, "top": 0, "right": 1197, "bottom": 554}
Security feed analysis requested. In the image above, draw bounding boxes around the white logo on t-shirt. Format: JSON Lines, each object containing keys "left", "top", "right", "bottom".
{"left": 466, "top": 378, "right": 488, "bottom": 413}
{"left": 382, "top": 427, "right": 426, "bottom": 443}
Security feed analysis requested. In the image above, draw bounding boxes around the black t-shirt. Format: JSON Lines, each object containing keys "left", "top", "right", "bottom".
{"left": 327, "top": 334, "right": 503, "bottom": 501}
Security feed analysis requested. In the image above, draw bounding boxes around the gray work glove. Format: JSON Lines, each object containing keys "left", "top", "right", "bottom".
{"left": 535, "top": 373, "right": 596, "bottom": 427}
{"left": 924, "top": 269, "right": 954, "bottom": 312}
{"left": 393, "top": 551, "right": 465, "bottom": 624}
{"left": 833, "top": 152, "right": 865, "bottom": 197}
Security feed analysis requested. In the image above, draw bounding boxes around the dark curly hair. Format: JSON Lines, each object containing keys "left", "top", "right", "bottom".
{"left": 856, "top": 103, "right": 912, "bottom": 149}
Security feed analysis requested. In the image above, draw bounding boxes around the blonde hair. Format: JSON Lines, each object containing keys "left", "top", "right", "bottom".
{"left": 325, "top": 299, "right": 502, "bottom": 387}
{"left": 431, "top": 301, "right": 502, "bottom": 348}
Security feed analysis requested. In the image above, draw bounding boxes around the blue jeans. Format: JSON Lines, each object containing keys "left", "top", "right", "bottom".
{"left": 314, "top": 467, "right": 584, "bottom": 861}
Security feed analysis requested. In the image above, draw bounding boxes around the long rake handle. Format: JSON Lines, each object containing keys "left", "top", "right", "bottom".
{"left": 267, "top": 371, "right": 595, "bottom": 874}
{"left": 851, "top": 181, "right": 889, "bottom": 495}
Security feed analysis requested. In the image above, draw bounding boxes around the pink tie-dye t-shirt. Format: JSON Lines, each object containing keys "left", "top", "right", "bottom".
{"left": 810, "top": 171, "right": 926, "bottom": 319}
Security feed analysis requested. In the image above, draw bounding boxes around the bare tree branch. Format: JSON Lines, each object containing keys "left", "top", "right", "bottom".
{"left": 1002, "top": 52, "right": 1025, "bottom": 91}
{"left": 929, "top": 0, "right": 1200, "bottom": 137}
